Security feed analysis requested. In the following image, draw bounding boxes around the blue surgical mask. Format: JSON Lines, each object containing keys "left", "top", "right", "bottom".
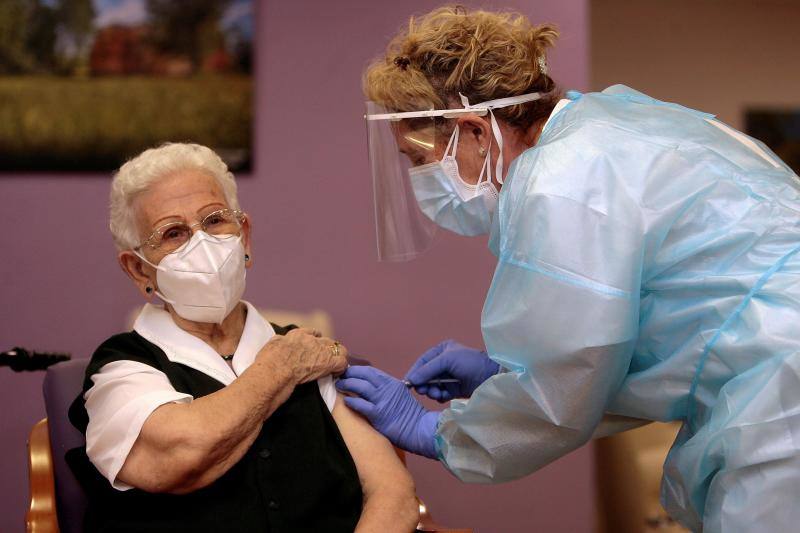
{"left": 409, "top": 125, "right": 499, "bottom": 236}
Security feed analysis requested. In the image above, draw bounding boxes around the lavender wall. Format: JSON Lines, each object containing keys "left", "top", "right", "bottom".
{"left": 0, "top": 1, "right": 589, "bottom": 531}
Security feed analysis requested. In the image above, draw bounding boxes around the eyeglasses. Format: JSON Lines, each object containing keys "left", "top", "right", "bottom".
{"left": 137, "top": 209, "right": 245, "bottom": 254}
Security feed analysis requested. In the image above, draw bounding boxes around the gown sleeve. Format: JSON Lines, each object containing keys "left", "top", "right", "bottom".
{"left": 436, "top": 122, "right": 646, "bottom": 483}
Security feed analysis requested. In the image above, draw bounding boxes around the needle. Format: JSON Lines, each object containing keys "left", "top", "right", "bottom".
{"left": 402, "top": 378, "right": 461, "bottom": 388}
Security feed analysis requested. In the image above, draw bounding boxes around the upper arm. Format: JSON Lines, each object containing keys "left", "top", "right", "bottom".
{"left": 331, "top": 393, "right": 414, "bottom": 497}
{"left": 84, "top": 360, "right": 192, "bottom": 490}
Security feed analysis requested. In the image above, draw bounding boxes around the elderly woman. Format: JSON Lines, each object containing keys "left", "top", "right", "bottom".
{"left": 66, "top": 143, "right": 418, "bottom": 533}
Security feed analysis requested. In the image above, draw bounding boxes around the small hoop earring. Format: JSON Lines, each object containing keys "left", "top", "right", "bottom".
{"left": 244, "top": 254, "right": 250, "bottom": 262}
{"left": 145, "top": 286, "right": 153, "bottom": 294}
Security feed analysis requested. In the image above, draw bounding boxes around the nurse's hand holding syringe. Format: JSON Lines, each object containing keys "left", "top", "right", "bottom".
{"left": 404, "top": 339, "right": 501, "bottom": 402}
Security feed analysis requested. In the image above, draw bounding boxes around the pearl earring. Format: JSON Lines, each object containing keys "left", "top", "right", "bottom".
{"left": 478, "top": 146, "right": 487, "bottom": 156}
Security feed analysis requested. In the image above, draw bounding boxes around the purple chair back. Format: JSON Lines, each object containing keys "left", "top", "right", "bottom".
{"left": 43, "top": 358, "right": 89, "bottom": 533}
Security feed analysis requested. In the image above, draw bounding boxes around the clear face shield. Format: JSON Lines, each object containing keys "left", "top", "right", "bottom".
{"left": 366, "top": 102, "right": 454, "bottom": 261}
{"left": 365, "top": 92, "right": 546, "bottom": 261}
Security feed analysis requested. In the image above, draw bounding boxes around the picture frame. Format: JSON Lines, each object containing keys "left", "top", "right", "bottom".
{"left": 0, "top": 0, "right": 254, "bottom": 173}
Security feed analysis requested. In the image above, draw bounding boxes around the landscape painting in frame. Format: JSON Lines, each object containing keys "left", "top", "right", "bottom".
{"left": 0, "top": 0, "right": 253, "bottom": 172}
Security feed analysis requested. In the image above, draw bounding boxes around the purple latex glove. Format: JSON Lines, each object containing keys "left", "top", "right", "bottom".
{"left": 405, "top": 339, "right": 500, "bottom": 402}
{"left": 336, "top": 366, "right": 440, "bottom": 459}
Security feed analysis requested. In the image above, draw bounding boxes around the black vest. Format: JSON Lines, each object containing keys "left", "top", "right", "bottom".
{"left": 67, "top": 325, "right": 362, "bottom": 533}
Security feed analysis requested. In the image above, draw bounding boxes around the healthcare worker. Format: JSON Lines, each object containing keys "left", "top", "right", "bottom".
{"left": 335, "top": 6, "right": 800, "bottom": 533}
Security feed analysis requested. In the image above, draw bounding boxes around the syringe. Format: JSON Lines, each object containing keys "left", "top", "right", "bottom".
{"left": 402, "top": 378, "right": 460, "bottom": 388}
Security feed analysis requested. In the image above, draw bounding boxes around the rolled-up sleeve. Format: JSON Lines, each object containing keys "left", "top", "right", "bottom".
{"left": 84, "top": 360, "right": 192, "bottom": 490}
{"left": 316, "top": 375, "right": 337, "bottom": 412}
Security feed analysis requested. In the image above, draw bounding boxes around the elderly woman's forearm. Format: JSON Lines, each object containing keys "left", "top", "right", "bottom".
{"left": 128, "top": 418, "right": 263, "bottom": 494}
{"left": 117, "top": 355, "right": 297, "bottom": 493}
{"left": 168, "top": 362, "right": 298, "bottom": 491}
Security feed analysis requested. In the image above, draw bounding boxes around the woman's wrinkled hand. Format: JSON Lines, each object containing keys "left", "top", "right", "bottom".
{"left": 258, "top": 327, "right": 349, "bottom": 385}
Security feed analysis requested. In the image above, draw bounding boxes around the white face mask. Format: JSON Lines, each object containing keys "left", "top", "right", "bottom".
{"left": 409, "top": 122, "right": 499, "bottom": 236}
{"left": 136, "top": 231, "right": 246, "bottom": 324}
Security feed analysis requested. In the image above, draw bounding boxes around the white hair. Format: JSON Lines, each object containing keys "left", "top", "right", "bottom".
{"left": 109, "top": 143, "right": 241, "bottom": 250}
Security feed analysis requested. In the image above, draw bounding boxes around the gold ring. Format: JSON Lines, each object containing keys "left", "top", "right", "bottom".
{"left": 330, "top": 341, "right": 341, "bottom": 357}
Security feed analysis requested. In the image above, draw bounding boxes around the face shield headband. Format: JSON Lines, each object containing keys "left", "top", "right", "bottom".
{"left": 365, "top": 91, "right": 545, "bottom": 261}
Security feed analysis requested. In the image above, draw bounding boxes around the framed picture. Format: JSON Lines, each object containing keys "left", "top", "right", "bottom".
{"left": 0, "top": 0, "right": 254, "bottom": 172}
{"left": 745, "top": 109, "right": 800, "bottom": 174}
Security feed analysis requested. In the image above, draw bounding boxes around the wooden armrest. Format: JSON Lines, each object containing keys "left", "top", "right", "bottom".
{"left": 26, "top": 418, "right": 59, "bottom": 533}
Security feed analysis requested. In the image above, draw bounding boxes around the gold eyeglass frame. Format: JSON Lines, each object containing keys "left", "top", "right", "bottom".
{"left": 136, "top": 208, "right": 246, "bottom": 252}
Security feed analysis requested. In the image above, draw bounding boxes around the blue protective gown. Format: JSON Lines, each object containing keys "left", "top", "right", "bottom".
{"left": 435, "top": 85, "right": 800, "bottom": 532}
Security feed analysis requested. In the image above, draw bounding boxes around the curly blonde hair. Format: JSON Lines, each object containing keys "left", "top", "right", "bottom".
{"left": 364, "top": 5, "right": 560, "bottom": 132}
